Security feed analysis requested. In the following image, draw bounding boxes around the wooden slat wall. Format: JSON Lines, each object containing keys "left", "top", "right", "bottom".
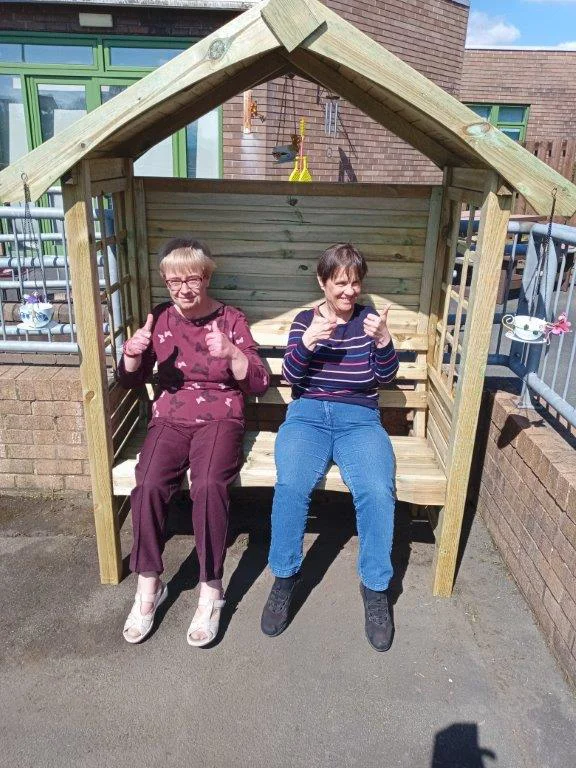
{"left": 143, "top": 179, "right": 433, "bottom": 340}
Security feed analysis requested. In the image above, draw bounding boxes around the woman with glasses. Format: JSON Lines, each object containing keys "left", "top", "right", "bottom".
{"left": 118, "top": 237, "right": 269, "bottom": 646}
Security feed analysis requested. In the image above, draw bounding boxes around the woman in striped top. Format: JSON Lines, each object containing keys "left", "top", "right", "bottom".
{"left": 260, "top": 244, "right": 399, "bottom": 652}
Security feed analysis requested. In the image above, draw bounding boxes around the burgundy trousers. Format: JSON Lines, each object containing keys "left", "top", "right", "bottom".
{"left": 129, "top": 418, "right": 244, "bottom": 582}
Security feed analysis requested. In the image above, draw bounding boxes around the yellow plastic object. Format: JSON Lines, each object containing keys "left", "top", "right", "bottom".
{"left": 288, "top": 157, "right": 301, "bottom": 181}
{"left": 288, "top": 117, "right": 313, "bottom": 182}
{"left": 298, "top": 156, "right": 312, "bottom": 182}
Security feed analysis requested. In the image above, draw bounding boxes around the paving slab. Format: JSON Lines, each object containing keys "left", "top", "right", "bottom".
{"left": 0, "top": 491, "right": 575, "bottom": 768}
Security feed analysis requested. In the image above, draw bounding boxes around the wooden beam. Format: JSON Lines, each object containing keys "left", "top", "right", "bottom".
{"left": 432, "top": 172, "right": 512, "bottom": 597}
{"left": 62, "top": 160, "right": 122, "bottom": 585}
{"left": 0, "top": 4, "right": 279, "bottom": 203}
{"left": 113, "top": 54, "right": 290, "bottom": 158}
{"left": 261, "top": 0, "right": 324, "bottom": 52}
{"left": 250, "top": 387, "right": 427, "bottom": 409}
{"left": 133, "top": 177, "right": 152, "bottom": 320}
{"left": 142, "top": 177, "right": 434, "bottom": 199}
{"left": 304, "top": 0, "right": 576, "bottom": 216}
{"left": 412, "top": 185, "right": 444, "bottom": 437}
{"left": 122, "top": 159, "right": 143, "bottom": 328}
{"left": 287, "top": 49, "right": 455, "bottom": 169}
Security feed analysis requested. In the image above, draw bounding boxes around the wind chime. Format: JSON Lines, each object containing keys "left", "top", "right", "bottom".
{"left": 18, "top": 173, "right": 54, "bottom": 330}
{"left": 502, "top": 187, "right": 571, "bottom": 344}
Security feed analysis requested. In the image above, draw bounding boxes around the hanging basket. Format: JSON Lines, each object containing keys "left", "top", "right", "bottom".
{"left": 502, "top": 314, "right": 548, "bottom": 344}
{"left": 18, "top": 174, "right": 54, "bottom": 329}
{"left": 502, "top": 313, "right": 572, "bottom": 345}
{"left": 272, "top": 145, "right": 298, "bottom": 164}
{"left": 19, "top": 293, "right": 54, "bottom": 329}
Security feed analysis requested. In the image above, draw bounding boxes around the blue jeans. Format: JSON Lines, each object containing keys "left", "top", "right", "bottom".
{"left": 269, "top": 398, "right": 396, "bottom": 591}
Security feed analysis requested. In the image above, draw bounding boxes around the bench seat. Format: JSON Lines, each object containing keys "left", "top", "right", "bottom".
{"left": 112, "top": 428, "right": 447, "bottom": 506}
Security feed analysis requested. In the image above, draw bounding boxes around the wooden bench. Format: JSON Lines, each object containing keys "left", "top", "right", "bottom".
{"left": 111, "top": 328, "right": 447, "bottom": 507}
{"left": 101, "top": 175, "right": 512, "bottom": 597}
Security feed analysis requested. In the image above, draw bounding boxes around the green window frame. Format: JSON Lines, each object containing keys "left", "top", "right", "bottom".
{"left": 465, "top": 103, "right": 529, "bottom": 142}
{"left": 0, "top": 32, "right": 223, "bottom": 178}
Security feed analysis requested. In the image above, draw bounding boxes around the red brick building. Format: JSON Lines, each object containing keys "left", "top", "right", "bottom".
{"left": 0, "top": 0, "right": 470, "bottom": 184}
{"left": 461, "top": 47, "right": 576, "bottom": 141}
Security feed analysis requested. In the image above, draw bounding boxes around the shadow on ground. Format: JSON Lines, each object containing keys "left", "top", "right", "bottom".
{"left": 156, "top": 489, "right": 433, "bottom": 641}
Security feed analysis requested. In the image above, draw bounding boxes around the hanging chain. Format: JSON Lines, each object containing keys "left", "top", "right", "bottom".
{"left": 275, "top": 76, "right": 288, "bottom": 147}
{"left": 291, "top": 77, "right": 297, "bottom": 138}
{"left": 21, "top": 173, "right": 41, "bottom": 297}
{"left": 528, "top": 186, "right": 557, "bottom": 317}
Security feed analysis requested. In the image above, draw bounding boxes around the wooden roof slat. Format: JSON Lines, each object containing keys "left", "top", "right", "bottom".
{"left": 106, "top": 54, "right": 291, "bottom": 158}
{"left": 261, "top": 0, "right": 324, "bottom": 52}
{"left": 0, "top": 3, "right": 280, "bottom": 203}
{"left": 2, "top": 0, "right": 576, "bottom": 214}
{"left": 305, "top": 0, "right": 576, "bottom": 215}
{"left": 287, "top": 49, "right": 457, "bottom": 169}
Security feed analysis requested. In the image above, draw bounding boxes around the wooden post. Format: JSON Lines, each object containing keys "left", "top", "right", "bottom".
{"left": 62, "top": 160, "right": 122, "bottom": 584}
{"left": 122, "top": 159, "right": 143, "bottom": 328}
{"left": 413, "top": 185, "right": 444, "bottom": 437}
{"left": 432, "top": 171, "right": 512, "bottom": 596}
{"left": 133, "top": 178, "right": 152, "bottom": 320}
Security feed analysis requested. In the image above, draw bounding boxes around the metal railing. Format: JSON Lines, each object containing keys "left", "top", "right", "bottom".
{"left": 1, "top": 205, "right": 574, "bottom": 427}
{"left": 504, "top": 222, "right": 576, "bottom": 426}
{"left": 0, "top": 201, "right": 114, "bottom": 354}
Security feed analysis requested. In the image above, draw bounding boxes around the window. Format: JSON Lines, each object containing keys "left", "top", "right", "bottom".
{"left": 0, "top": 75, "right": 27, "bottom": 170}
{"left": 0, "top": 42, "right": 94, "bottom": 66}
{"left": 466, "top": 103, "right": 529, "bottom": 142}
{"left": 108, "top": 46, "right": 186, "bottom": 68}
{"left": 0, "top": 33, "right": 222, "bottom": 182}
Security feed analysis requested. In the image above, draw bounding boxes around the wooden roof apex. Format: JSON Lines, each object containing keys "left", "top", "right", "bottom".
{"left": 1, "top": 0, "right": 575, "bottom": 216}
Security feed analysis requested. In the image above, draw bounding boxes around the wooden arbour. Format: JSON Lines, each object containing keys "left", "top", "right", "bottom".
{"left": 2, "top": 0, "right": 576, "bottom": 596}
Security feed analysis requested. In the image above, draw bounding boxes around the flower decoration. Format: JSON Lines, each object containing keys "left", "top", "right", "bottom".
{"left": 545, "top": 313, "right": 572, "bottom": 339}
{"left": 22, "top": 291, "right": 44, "bottom": 305}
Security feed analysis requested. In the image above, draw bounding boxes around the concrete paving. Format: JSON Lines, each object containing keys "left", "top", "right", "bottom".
{"left": 1, "top": 491, "right": 575, "bottom": 768}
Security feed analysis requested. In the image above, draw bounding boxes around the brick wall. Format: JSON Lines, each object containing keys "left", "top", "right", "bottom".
{"left": 1, "top": 1, "right": 469, "bottom": 183}
{"left": 0, "top": 365, "right": 91, "bottom": 493}
{"left": 224, "top": 0, "right": 470, "bottom": 183}
{"left": 0, "top": 2, "right": 233, "bottom": 36}
{"left": 473, "top": 389, "right": 576, "bottom": 686}
{"left": 461, "top": 49, "right": 576, "bottom": 139}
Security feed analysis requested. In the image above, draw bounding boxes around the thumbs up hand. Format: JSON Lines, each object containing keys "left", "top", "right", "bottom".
{"left": 205, "top": 320, "right": 235, "bottom": 360}
{"left": 123, "top": 313, "right": 154, "bottom": 358}
{"left": 363, "top": 305, "right": 392, "bottom": 348}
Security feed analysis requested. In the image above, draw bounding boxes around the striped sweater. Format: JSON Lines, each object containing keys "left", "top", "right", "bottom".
{"left": 283, "top": 304, "right": 399, "bottom": 409}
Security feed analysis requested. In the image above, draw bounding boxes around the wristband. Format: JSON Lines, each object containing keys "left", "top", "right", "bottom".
{"left": 122, "top": 340, "right": 142, "bottom": 358}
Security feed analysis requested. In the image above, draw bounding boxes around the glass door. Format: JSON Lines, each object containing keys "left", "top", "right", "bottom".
{"left": 0, "top": 73, "right": 29, "bottom": 170}
{"left": 99, "top": 80, "right": 175, "bottom": 177}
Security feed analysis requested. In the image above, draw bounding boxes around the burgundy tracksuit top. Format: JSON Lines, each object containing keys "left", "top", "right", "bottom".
{"left": 117, "top": 302, "right": 269, "bottom": 421}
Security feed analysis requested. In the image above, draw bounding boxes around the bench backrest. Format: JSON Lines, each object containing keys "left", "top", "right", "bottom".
{"left": 139, "top": 179, "right": 440, "bottom": 434}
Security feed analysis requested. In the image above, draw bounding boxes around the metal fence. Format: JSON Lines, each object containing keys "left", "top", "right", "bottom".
{"left": 1, "top": 204, "right": 575, "bottom": 427}
{"left": 499, "top": 222, "right": 576, "bottom": 427}
{"left": 0, "top": 199, "right": 113, "bottom": 354}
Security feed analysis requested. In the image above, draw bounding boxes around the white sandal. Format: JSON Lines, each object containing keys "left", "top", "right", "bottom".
{"left": 123, "top": 582, "right": 168, "bottom": 644}
{"left": 186, "top": 596, "right": 225, "bottom": 647}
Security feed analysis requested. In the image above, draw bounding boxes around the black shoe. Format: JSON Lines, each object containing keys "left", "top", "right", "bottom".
{"left": 261, "top": 575, "right": 301, "bottom": 637}
{"left": 360, "top": 584, "right": 394, "bottom": 652}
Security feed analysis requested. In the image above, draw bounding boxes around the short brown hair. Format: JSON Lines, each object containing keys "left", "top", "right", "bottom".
{"left": 158, "top": 237, "right": 216, "bottom": 279}
{"left": 317, "top": 243, "right": 367, "bottom": 284}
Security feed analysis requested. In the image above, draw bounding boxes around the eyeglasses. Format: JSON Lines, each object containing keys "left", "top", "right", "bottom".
{"left": 165, "top": 276, "right": 204, "bottom": 291}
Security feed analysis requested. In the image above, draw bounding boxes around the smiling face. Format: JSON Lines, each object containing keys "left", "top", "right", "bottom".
{"left": 318, "top": 267, "right": 362, "bottom": 317}
{"left": 164, "top": 271, "right": 210, "bottom": 313}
